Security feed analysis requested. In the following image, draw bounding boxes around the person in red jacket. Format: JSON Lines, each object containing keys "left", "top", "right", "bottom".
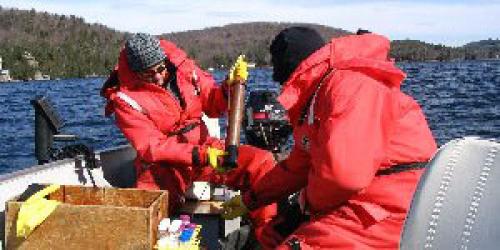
{"left": 101, "top": 33, "right": 276, "bottom": 238}
{"left": 222, "top": 27, "right": 438, "bottom": 249}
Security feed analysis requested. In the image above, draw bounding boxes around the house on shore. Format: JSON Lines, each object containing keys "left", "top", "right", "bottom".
{"left": 0, "top": 57, "right": 12, "bottom": 82}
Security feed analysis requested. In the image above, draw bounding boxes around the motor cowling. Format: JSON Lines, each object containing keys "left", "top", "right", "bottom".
{"left": 244, "top": 90, "right": 292, "bottom": 155}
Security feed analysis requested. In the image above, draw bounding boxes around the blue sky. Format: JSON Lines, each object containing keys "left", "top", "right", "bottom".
{"left": 1, "top": 0, "right": 499, "bottom": 46}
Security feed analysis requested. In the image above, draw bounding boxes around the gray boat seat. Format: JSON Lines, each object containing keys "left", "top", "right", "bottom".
{"left": 401, "top": 137, "right": 500, "bottom": 249}
{"left": 98, "top": 145, "right": 137, "bottom": 188}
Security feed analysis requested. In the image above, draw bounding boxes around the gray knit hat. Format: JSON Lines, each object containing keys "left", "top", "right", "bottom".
{"left": 125, "top": 33, "right": 166, "bottom": 72}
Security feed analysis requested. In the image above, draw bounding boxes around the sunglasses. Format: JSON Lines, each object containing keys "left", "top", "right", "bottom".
{"left": 138, "top": 61, "right": 167, "bottom": 80}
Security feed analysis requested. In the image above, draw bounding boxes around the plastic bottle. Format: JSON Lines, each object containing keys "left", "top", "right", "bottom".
{"left": 157, "top": 235, "right": 179, "bottom": 250}
{"left": 158, "top": 218, "right": 171, "bottom": 238}
{"left": 169, "top": 219, "right": 182, "bottom": 233}
{"left": 179, "top": 227, "right": 195, "bottom": 242}
{"left": 180, "top": 214, "right": 190, "bottom": 226}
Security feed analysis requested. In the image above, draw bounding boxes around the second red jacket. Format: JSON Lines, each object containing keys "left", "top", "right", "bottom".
{"left": 244, "top": 33, "right": 437, "bottom": 249}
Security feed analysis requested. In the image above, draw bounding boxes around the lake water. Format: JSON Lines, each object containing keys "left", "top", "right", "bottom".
{"left": 0, "top": 61, "right": 499, "bottom": 174}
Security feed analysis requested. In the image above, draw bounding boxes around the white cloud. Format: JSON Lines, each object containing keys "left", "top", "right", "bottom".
{"left": 0, "top": 0, "right": 498, "bottom": 46}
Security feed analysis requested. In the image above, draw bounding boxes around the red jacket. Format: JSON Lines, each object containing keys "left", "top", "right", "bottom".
{"left": 103, "top": 39, "right": 227, "bottom": 177}
{"left": 244, "top": 34, "right": 437, "bottom": 220}
{"left": 102, "top": 41, "right": 280, "bottom": 229}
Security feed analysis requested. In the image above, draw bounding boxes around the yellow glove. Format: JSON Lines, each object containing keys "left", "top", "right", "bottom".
{"left": 17, "top": 184, "right": 62, "bottom": 238}
{"left": 228, "top": 54, "right": 248, "bottom": 83}
{"left": 207, "top": 147, "right": 227, "bottom": 172}
{"left": 221, "top": 195, "right": 249, "bottom": 220}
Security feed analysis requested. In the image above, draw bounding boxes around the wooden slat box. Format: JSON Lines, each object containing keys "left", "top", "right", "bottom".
{"left": 5, "top": 185, "right": 168, "bottom": 250}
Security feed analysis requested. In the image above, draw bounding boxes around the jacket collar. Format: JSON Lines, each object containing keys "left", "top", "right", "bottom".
{"left": 278, "top": 33, "right": 406, "bottom": 125}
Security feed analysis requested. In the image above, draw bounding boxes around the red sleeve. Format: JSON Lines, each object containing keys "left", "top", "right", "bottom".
{"left": 197, "top": 68, "right": 228, "bottom": 118}
{"left": 243, "top": 143, "right": 310, "bottom": 210}
{"left": 113, "top": 98, "right": 196, "bottom": 166}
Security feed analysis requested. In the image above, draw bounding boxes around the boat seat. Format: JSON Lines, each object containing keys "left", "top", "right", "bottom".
{"left": 98, "top": 145, "right": 137, "bottom": 188}
{"left": 401, "top": 137, "right": 500, "bottom": 249}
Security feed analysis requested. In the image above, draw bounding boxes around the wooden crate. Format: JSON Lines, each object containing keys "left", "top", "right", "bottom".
{"left": 5, "top": 185, "right": 168, "bottom": 250}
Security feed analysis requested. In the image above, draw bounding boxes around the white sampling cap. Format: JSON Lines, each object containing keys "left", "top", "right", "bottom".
{"left": 158, "top": 218, "right": 171, "bottom": 232}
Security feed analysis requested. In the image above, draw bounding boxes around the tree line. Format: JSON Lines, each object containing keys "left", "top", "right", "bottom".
{"left": 0, "top": 7, "right": 124, "bottom": 80}
{"left": 0, "top": 7, "right": 498, "bottom": 80}
{"left": 391, "top": 39, "right": 500, "bottom": 61}
{"left": 161, "top": 22, "right": 350, "bottom": 68}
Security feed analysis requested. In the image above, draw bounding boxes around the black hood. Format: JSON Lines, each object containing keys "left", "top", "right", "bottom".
{"left": 270, "top": 26, "right": 326, "bottom": 84}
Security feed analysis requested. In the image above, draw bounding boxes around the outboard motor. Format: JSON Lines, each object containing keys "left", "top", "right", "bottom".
{"left": 244, "top": 90, "right": 292, "bottom": 158}
{"left": 31, "top": 96, "right": 95, "bottom": 168}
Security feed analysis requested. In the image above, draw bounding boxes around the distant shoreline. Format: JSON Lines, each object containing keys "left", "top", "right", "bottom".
{"left": 1, "top": 59, "right": 498, "bottom": 84}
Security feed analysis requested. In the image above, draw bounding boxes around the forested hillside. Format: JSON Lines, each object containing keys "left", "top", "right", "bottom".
{"left": 162, "top": 22, "right": 349, "bottom": 68}
{"left": 0, "top": 7, "right": 498, "bottom": 80}
{"left": 391, "top": 39, "right": 500, "bottom": 61}
{"left": 0, "top": 7, "right": 124, "bottom": 80}
{"left": 463, "top": 39, "right": 500, "bottom": 59}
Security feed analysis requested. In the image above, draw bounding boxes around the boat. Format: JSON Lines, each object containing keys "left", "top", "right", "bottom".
{"left": 0, "top": 96, "right": 234, "bottom": 249}
{"left": 1, "top": 94, "right": 500, "bottom": 249}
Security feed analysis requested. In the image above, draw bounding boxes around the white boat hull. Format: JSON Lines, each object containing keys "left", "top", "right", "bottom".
{"left": 0, "top": 144, "right": 137, "bottom": 244}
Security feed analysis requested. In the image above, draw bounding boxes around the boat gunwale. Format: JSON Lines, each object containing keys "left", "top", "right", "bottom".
{"left": 0, "top": 158, "right": 75, "bottom": 184}
{"left": 0, "top": 144, "right": 133, "bottom": 184}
